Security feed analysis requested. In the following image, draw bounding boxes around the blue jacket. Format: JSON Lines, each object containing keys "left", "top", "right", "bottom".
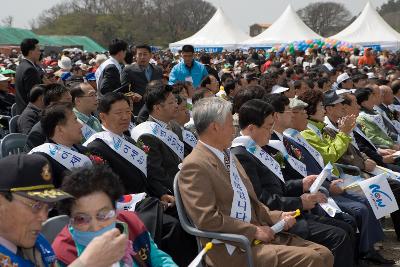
{"left": 168, "top": 60, "right": 208, "bottom": 88}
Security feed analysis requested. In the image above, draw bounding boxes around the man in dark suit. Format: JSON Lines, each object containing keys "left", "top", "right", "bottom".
{"left": 391, "top": 80, "right": 400, "bottom": 105}
{"left": 121, "top": 44, "right": 163, "bottom": 115}
{"left": 131, "top": 83, "right": 182, "bottom": 206}
{"left": 231, "top": 99, "right": 354, "bottom": 267}
{"left": 29, "top": 102, "right": 90, "bottom": 188}
{"left": 96, "top": 39, "right": 127, "bottom": 97}
{"left": 25, "top": 84, "right": 72, "bottom": 151}
{"left": 18, "top": 84, "right": 45, "bottom": 134}
{"left": 15, "top": 38, "right": 42, "bottom": 114}
{"left": 200, "top": 53, "right": 220, "bottom": 83}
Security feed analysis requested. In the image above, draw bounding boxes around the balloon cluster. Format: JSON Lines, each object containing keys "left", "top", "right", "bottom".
{"left": 271, "top": 39, "right": 354, "bottom": 54}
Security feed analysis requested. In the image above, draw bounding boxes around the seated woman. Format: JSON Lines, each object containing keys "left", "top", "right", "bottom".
{"left": 52, "top": 165, "right": 177, "bottom": 267}
{"left": 297, "top": 89, "right": 356, "bottom": 177}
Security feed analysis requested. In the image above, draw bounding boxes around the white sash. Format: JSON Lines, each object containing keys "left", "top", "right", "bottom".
{"left": 307, "top": 123, "right": 323, "bottom": 140}
{"left": 231, "top": 136, "right": 284, "bottom": 182}
{"left": 128, "top": 122, "right": 136, "bottom": 137}
{"left": 353, "top": 125, "right": 377, "bottom": 150}
{"left": 182, "top": 129, "right": 197, "bottom": 149}
{"left": 29, "top": 143, "right": 92, "bottom": 170}
{"left": 77, "top": 119, "right": 97, "bottom": 141}
{"left": 374, "top": 105, "right": 400, "bottom": 134}
{"left": 389, "top": 104, "right": 400, "bottom": 113}
{"left": 268, "top": 140, "right": 308, "bottom": 177}
{"left": 324, "top": 116, "right": 359, "bottom": 150}
{"left": 131, "top": 121, "right": 184, "bottom": 160}
{"left": 359, "top": 111, "right": 388, "bottom": 136}
{"left": 95, "top": 57, "right": 122, "bottom": 89}
{"left": 283, "top": 128, "right": 325, "bottom": 169}
{"left": 83, "top": 131, "right": 147, "bottom": 176}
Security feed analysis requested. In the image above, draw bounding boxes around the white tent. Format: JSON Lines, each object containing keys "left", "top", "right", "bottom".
{"left": 241, "top": 4, "right": 322, "bottom": 48}
{"left": 330, "top": 2, "right": 400, "bottom": 51}
{"left": 169, "top": 8, "right": 249, "bottom": 52}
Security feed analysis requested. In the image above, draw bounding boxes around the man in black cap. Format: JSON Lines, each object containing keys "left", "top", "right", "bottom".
{"left": 0, "top": 154, "right": 128, "bottom": 266}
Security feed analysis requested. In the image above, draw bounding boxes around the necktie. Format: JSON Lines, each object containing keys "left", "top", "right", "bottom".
{"left": 223, "top": 149, "right": 230, "bottom": 172}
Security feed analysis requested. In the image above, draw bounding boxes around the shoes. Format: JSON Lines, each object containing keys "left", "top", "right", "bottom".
{"left": 361, "top": 250, "right": 395, "bottom": 265}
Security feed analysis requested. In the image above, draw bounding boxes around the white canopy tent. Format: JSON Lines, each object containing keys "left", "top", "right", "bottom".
{"left": 330, "top": 2, "right": 400, "bottom": 51}
{"left": 169, "top": 8, "right": 249, "bottom": 52}
{"left": 241, "top": 4, "right": 322, "bottom": 48}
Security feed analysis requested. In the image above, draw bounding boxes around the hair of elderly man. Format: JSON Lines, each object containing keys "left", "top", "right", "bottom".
{"left": 193, "top": 97, "right": 232, "bottom": 135}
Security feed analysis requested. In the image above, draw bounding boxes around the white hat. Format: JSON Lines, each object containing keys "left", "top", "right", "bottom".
{"left": 323, "top": 63, "right": 334, "bottom": 71}
{"left": 336, "top": 89, "right": 355, "bottom": 95}
{"left": 337, "top": 73, "right": 350, "bottom": 85}
{"left": 271, "top": 85, "right": 289, "bottom": 94}
{"left": 0, "top": 74, "right": 10, "bottom": 82}
{"left": 347, "top": 64, "right": 357, "bottom": 69}
{"left": 95, "top": 54, "right": 108, "bottom": 64}
{"left": 58, "top": 57, "right": 72, "bottom": 71}
{"left": 367, "top": 72, "right": 377, "bottom": 79}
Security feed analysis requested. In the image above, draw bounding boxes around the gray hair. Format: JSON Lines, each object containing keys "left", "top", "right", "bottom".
{"left": 193, "top": 97, "right": 232, "bottom": 135}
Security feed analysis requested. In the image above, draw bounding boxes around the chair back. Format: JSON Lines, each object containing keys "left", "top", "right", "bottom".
{"left": 0, "top": 133, "right": 27, "bottom": 157}
{"left": 11, "top": 103, "right": 17, "bottom": 117}
{"left": 9, "top": 115, "right": 20, "bottom": 133}
{"left": 41, "top": 215, "right": 69, "bottom": 244}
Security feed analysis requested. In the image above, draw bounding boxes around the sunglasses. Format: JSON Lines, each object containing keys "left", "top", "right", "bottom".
{"left": 70, "top": 209, "right": 116, "bottom": 226}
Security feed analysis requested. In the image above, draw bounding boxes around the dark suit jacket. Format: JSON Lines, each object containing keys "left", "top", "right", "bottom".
{"left": 98, "top": 64, "right": 121, "bottom": 96}
{"left": 204, "top": 64, "right": 220, "bottom": 83}
{"left": 18, "top": 103, "right": 41, "bottom": 135}
{"left": 25, "top": 121, "right": 46, "bottom": 151}
{"left": 0, "top": 91, "right": 15, "bottom": 116}
{"left": 138, "top": 118, "right": 183, "bottom": 197}
{"left": 33, "top": 142, "right": 89, "bottom": 188}
{"left": 121, "top": 63, "right": 163, "bottom": 115}
{"left": 15, "top": 59, "right": 42, "bottom": 114}
{"left": 378, "top": 104, "right": 399, "bottom": 141}
{"left": 231, "top": 146, "right": 304, "bottom": 211}
{"left": 394, "top": 97, "right": 400, "bottom": 106}
{"left": 86, "top": 135, "right": 148, "bottom": 194}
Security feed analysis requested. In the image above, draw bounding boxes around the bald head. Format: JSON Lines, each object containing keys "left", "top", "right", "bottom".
{"left": 380, "top": 85, "right": 394, "bottom": 105}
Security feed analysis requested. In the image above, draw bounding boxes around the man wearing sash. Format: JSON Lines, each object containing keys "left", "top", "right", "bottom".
{"left": 0, "top": 154, "right": 129, "bottom": 267}
{"left": 96, "top": 39, "right": 127, "bottom": 97}
{"left": 231, "top": 99, "right": 354, "bottom": 267}
{"left": 355, "top": 87, "right": 400, "bottom": 150}
{"left": 174, "top": 94, "right": 197, "bottom": 157}
{"left": 84, "top": 92, "right": 197, "bottom": 266}
{"left": 179, "top": 97, "right": 334, "bottom": 267}
{"left": 376, "top": 85, "right": 400, "bottom": 140}
{"left": 29, "top": 103, "right": 92, "bottom": 188}
{"left": 70, "top": 82, "right": 102, "bottom": 142}
{"left": 131, "top": 83, "right": 183, "bottom": 205}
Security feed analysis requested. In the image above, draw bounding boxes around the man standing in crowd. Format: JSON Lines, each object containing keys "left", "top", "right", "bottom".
{"left": 17, "top": 85, "right": 45, "bottom": 135}
{"left": 15, "top": 38, "right": 42, "bottom": 114}
{"left": 121, "top": 44, "right": 163, "bottom": 115}
{"left": 169, "top": 45, "right": 208, "bottom": 89}
{"left": 96, "top": 39, "right": 128, "bottom": 96}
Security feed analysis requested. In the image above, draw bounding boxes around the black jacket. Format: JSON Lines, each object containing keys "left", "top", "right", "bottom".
{"left": 231, "top": 145, "right": 304, "bottom": 211}
{"left": 86, "top": 135, "right": 148, "bottom": 194}
{"left": 25, "top": 121, "right": 46, "bottom": 151}
{"left": 15, "top": 59, "right": 41, "bottom": 114}
{"left": 98, "top": 64, "right": 122, "bottom": 96}
{"left": 121, "top": 63, "right": 163, "bottom": 115}
{"left": 18, "top": 103, "right": 41, "bottom": 135}
{"left": 138, "top": 118, "right": 183, "bottom": 198}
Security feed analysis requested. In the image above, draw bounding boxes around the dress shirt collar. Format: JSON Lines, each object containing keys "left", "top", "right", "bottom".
{"left": 273, "top": 131, "right": 283, "bottom": 141}
{"left": 149, "top": 115, "right": 169, "bottom": 129}
{"left": 0, "top": 236, "right": 17, "bottom": 254}
{"left": 199, "top": 140, "right": 225, "bottom": 165}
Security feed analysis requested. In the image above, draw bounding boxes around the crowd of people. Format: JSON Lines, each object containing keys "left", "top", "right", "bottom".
{"left": 2, "top": 37, "right": 400, "bottom": 267}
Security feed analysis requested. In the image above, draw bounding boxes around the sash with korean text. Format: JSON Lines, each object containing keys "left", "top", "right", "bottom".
{"left": 95, "top": 57, "right": 122, "bottom": 89}
{"left": 182, "top": 129, "right": 197, "bottom": 148}
{"left": 29, "top": 143, "right": 92, "bottom": 170}
{"left": 84, "top": 131, "right": 147, "bottom": 176}
{"left": 131, "top": 121, "right": 184, "bottom": 160}
{"left": 374, "top": 105, "right": 400, "bottom": 134}
{"left": 324, "top": 116, "right": 359, "bottom": 150}
{"left": 77, "top": 119, "right": 97, "bottom": 141}
{"left": 359, "top": 111, "right": 388, "bottom": 136}
{"left": 232, "top": 136, "right": 284, "bottom": 182}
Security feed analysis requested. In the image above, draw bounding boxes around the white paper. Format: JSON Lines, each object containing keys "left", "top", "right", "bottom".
{"left": 185, "top": 76, "right": 194, "bottom": 83}
{"left": 319, "top": 197, "right": 342, "bottom": 217}
{"left": 370, "top": 166, "right": 400, "bottom": 181}
{"left": 359, "top": 173, "right": 399, "bottom": 219}
{"left": 309, "top": 162, "right": 333, "bottom": 194}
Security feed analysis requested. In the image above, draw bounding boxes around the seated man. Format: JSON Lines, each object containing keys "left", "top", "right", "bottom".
{"left": 29, "top": 102, "right": 92, "bottom": 188}
{"left": 17, "top": 84, "right": 45, "bottom": 135}
{"left": 355, "top": 87, "right": 400, "bottom": 150}
{"left": 375, "top": 85, "right": 400, "bottom": 142}
{"left": 131, "top": 82, "right": 182, "bottom": 204}
{"left": 53, "top": 165, "right": 177, "bottom": 267}
{"left": 0, "top": 154, "right": 127, "bottom": 267}
{"left": 70, "top": 82, "right": 102, "bottom": 142}
{"left": 25, "top": 83, "right": 72, "bottom": 151}
{"left": 174, "top": 94, "right": 197, "bottom": 157}
{"left": 179, "top": 97, "right": 334, "bottom": 267}
{"left": 231, "top": 99, "right": 354, "bottom": 267}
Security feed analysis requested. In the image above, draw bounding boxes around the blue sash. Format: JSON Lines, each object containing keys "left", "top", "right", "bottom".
{"left": 0, "top": 234, "right": 55, "bottom": 267}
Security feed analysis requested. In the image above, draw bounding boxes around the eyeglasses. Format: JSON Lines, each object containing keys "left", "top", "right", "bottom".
{"left": 291, "top": 110, "right": 307, "bottom": 115}
{"left": 70, "top": 209, "right": 116, "bottom": 226}
{"left": 14, "top": 196, "right": 54, "bottom": 214}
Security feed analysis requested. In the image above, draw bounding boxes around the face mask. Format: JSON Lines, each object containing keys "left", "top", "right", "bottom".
{"left": 71, "top": 222, "right": 116, "bottom": 247}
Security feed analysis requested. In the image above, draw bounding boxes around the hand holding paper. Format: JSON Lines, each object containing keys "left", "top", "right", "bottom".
{"left": 309, "top": 162, "right": 333, "bottom": 194}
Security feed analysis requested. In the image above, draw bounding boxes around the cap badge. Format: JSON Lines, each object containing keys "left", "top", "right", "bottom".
{"left": 41, "top": 164, "right": 52, "bottom": 181}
